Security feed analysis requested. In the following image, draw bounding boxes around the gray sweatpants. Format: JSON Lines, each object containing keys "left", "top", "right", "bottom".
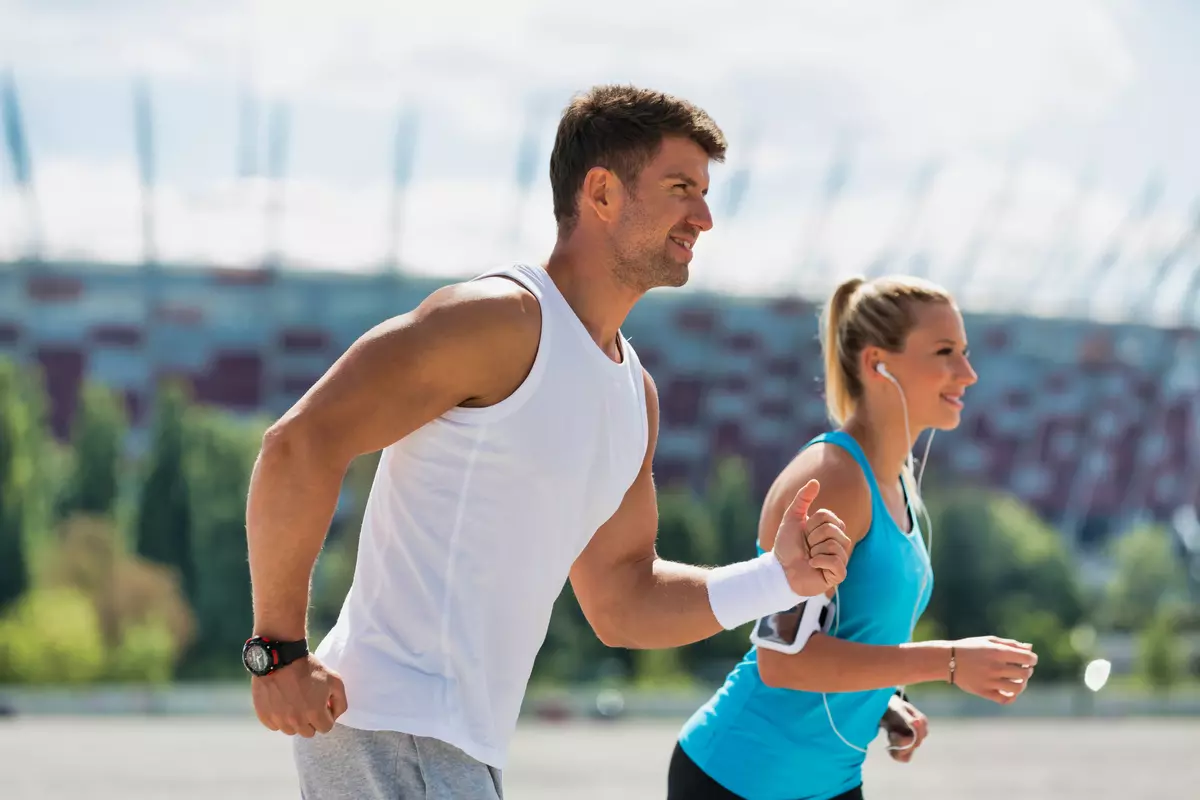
{"left": 293, "top": 723, "right": 504, "bottom": 799}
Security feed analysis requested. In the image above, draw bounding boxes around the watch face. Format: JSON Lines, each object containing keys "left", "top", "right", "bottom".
{"left": 243, "top": 643, "right": 271, "bottom": 675}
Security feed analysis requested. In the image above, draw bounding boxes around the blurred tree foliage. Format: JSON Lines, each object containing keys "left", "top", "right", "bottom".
{"left": 60, "top": 382, "right": 126, "bottom": 520}
{"left": 1101, "top": 523, "right": 1188, "bottom": 632}
{"left": 181, "top": 407, "right": 267, "bottom": 677}
{"left": 134, "top": 382, "right": 196, "bottom": 606}
{"left": 923, "top": 487, "right": 1090, "bottom": 681}
{"left": 1137, "top": 605, "right": 1187, "bottom": 692}
{"left": 0, "top": 353, "right": 1192, "bottom": 689}
{"left": 0, "top": 360, "right": 54, "bottom": 613}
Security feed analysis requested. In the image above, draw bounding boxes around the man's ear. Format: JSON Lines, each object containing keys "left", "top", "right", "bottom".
{"left": 580, "top": 166, "right": 623, "bottom": 224}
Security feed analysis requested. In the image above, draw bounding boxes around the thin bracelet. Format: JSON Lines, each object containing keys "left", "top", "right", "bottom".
{"left": 948, "top": 646, "right": 957, "bottom": 685}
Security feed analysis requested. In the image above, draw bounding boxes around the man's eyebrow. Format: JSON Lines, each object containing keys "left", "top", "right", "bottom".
{"left": 664, "top": 172, "right": 698, "bottom": 187}
{"left": 665, "top": 171, "right": 707, "bottom": 195}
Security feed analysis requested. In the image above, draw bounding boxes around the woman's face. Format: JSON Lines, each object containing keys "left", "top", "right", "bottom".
{"left": 871, "top": 301, "right": 978, "bottom": 431}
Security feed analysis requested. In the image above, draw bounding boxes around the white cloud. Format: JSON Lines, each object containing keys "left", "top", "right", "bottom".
{"left": 2, "top": 0, "right": 1183, "bottom": 324}
{"left": 821, "top": 0, "right": 1137, "bottom": 152}
{"left": 3, "top": 0, "right": 1136, "bottom": 145}
{"left": 0, "top": 1, "right": 243, "bottom": 79}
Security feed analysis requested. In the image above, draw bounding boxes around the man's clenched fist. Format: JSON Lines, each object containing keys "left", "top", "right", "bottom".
{"left": 252, "top": 654, "right": 348, "bottom": 738}
{"left": 772, "top": 479, "right": 852, "bottom": 597}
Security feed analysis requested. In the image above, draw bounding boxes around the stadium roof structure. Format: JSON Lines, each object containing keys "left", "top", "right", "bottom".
{"left": 2, "top": 68, "right": 1197, "bottom": 332}
{"left": 2, "top": 251, "right": 1195, "bottom": 333}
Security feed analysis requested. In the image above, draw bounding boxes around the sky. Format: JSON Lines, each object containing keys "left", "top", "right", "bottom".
{"left": 1, "top": 0, "right": 1198, "bottom": 322}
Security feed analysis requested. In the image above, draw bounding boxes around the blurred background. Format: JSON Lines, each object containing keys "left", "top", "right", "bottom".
{"left": 0, "top": 1, "right": 1198, "bottom": 797}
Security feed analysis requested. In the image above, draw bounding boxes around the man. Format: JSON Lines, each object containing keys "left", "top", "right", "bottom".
{"left": 244, "top": 84, "right": 852, "bottom": 799}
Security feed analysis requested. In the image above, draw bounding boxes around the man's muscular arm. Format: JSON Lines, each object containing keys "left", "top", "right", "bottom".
{"left": 244, "top": 278, "right": 542, "bottom": 739}
{"left": 569, "top": 370, "right": 850, "bottom": 649}
{"left": 247, "top": 278, "right": 541, "bottom": 642}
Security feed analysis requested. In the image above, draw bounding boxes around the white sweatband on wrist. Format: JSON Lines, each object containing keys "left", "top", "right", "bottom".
{"left": 706, "top": 552, "right": 808, "bottom": 630}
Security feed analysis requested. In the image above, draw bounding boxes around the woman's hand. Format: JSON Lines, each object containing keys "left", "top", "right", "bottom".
{"left": 881, "top": 695, "right": 928, "bottom": 763}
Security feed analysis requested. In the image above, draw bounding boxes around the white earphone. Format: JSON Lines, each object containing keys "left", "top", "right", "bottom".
{"left": 819, "top": 361, "right": 936, "bottom": 755}
{"left": 872, "top": 362, "right": 933, "bottom": 488}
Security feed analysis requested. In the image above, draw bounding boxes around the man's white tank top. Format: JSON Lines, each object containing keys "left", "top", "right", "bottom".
{"left": 315, "top": 262, "right": 649, "bottom": 769}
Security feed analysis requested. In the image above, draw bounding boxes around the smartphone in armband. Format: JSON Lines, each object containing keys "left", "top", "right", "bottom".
{"left": 749, "top": 593, "right": 834, "bottom": 655}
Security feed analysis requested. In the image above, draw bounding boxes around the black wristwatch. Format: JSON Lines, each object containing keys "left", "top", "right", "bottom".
{"left": 242, "top": 635, "right": 309, "bottom": 677}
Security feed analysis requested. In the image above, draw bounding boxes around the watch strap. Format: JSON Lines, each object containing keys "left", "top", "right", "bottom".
{"left": 271, "top": 638, "right": 309, "bottom": 667}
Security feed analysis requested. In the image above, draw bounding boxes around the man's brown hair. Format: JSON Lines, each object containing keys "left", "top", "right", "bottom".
{"left": 549, "top": 84, "right": 727, "bottom": 234}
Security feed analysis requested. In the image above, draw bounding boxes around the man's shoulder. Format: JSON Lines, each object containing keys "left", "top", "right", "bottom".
{"left": 416, "top": 275, "right": 542, "bottom": 345}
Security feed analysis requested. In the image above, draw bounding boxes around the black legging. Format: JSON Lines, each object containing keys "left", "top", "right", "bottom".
{"left": 666, "top": 742, "right": 865, "bottom": 800}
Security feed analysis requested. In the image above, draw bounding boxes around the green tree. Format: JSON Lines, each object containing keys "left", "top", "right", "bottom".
{"left": 1137, "top": 605, "right": 1187, "bottom": 693}
{"left": 699, "top": 458, "right": 767, "bottom": 670}
{"left": 993, "top": 604, "right": 1085, "bottom": 682}
{"left": 105, "top": 621, "right": 177, "bottom": 684}
{"left": 1102, "top": 523, "right": 1188, "bottom": 632}
{"left": 45, "top": 514, "right": 195, "bottom": 681}
{"left": 631, "top": 646, "right": 694, "bottom": 689}
{"left": 61, "top": 382, "right": 127, "bottom": 519}
{"left": 656, "top": 487, "right": 721, "bottom": 567}
{"left": 922, "top": 487, "right": 1087, "bottom": 679}
{"left": 184, "top": 408, "right": 265, "bottom": 676}
{"left": 0, "top": 360, "right": 43, "bottom": 612}
{"left": 15, "top": 362, "right": 59, "bottom": 573}
{"left": 310, "top": 451, "right": 381, "bottom": 637}
{"left": 532, "top": 484, "right": 734, "bottom": 687}
{"left": 707, "top": 457, "right": 761, "bottom": 565}
{"left": 654, "top": 484, "right": 753, "bottom": 676}
{"left": 531, "top": 581, "right": 612, "bottom": 685}
{"left": 0, "top": 587, "right": 106, "bottom": 684}
{"left": 134, "top": 382, "right": 196, "bottom": 605}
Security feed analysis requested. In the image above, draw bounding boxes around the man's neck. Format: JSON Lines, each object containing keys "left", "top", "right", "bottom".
{"left": 544, "top": 238, "right": 643, "bottom": 363}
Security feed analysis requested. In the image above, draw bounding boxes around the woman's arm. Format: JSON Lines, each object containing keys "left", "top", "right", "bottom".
{"left": 752, "top": 446, "right": 1032, "bottom": 697}
{"left": 755, "top": 444, "right": 952, "bottom": 692}
{"left": 758, "top": 632, "right": 953, "bottom": 692}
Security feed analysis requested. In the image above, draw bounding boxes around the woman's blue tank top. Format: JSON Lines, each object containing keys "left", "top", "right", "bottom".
{"left": 677, "top": 431, "right": 933, "bottom": 800}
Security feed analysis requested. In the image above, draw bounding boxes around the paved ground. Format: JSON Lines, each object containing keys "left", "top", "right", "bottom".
{"left": 0, "top": 715, "right": 1195, "bottom": 799}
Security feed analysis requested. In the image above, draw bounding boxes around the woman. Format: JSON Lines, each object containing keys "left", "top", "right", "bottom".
{"left": 668, "top": 275, "right": 1039, "bottom": 800}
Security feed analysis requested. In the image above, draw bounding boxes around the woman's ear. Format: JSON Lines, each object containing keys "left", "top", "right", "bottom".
{"left": 860, "top": 346, "right": 884, "bottom": 381}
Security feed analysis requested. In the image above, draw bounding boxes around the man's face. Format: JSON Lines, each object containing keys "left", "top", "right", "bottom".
{"left": 608, "top": 136, "right": 714, "bottom": 293}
